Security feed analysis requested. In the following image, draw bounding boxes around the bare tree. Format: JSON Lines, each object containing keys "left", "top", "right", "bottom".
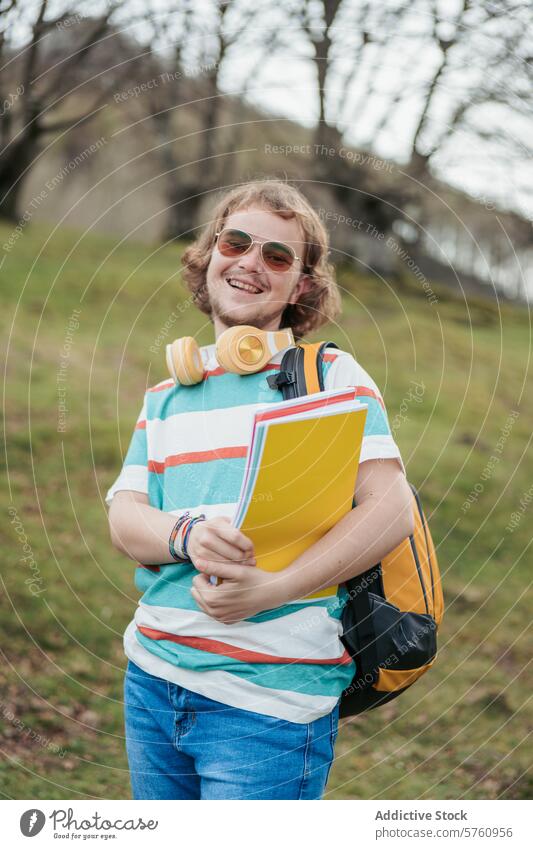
{"left": 284, "top": 0, "right": 414, "bottom": 234}
{"left": 295, "top": 0, "right": 343, "bottom": 155}
{"left": 278, "top": 0, "right": 532, "bottom": 282}
{"left": 133, "top": 0, "right": 294, "bottom": 239}
{"left": 0, "top": 1, "right": 129, "bottom": 220}
{"left": 339, "top": 0, "right": 533, "bottom": 193}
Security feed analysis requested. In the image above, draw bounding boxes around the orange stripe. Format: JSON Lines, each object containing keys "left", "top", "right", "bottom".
{"left": 354, "top": 385, "right": 385, "bottom": 410}
{"left": 135, "top": 419, "right": 146, "bottom": 430}
{"left": 148, "top": 380, "right": 174, "bottom": 393}
{"left": 148, "top": 445, "right": 248, "bottom": 474}
{"left": 137, "top": 626, "right": 353, "bottom": 666}
{"left": 255, "top": 389, "right": 356, "bottom": 423}
{"left": 137, "top": 564, "right": 160, "bottom": 572}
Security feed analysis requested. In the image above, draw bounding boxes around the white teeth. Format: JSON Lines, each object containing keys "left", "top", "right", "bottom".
{"left": 226, "top": 277, "right": 262, "bottom": 294}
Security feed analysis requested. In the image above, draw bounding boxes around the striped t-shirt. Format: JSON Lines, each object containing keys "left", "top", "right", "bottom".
{"left": 106, "top": 343, "right": 406, "bottom": 723}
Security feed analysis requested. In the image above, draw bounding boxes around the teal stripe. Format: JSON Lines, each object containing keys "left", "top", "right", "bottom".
{"left": 139, "top": 564, "right": 201, "bottom": 610}
{"left": 148, "top": 371, "right": 283, "bottom": 419}
{"left": 124, "top": 428, "right": 147, "bottom": 466}
{"left": 134, "top": 563, "right": 185, "bottom": 593}
{"left": 148, "top": 457, "right": 247, "bottom": 511}
{"left": 135, "top": 630, "right": 355, "bottom": 697}
{"left": 139, "top": 567, "right": 348, "bottom": 622}
{"left": 361, "top": 395, "right": 391, "bottom": 436}
{"left": 321, "top": 359, "right": 335, "bottom": 382}
{"left": 247, "top": 593, "right": 345, "bottom": 624}
{"left": 134, "top": 567, "right": 160, "bottom": 593}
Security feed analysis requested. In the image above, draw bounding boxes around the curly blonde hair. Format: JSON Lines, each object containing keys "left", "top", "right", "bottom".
{"left": 181, "top": 179, "right": 341, "bottom": 339}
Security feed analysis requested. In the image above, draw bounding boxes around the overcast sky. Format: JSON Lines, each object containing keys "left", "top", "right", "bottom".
{"left": 136, "top": 0, "right": 533, "bottom": 220}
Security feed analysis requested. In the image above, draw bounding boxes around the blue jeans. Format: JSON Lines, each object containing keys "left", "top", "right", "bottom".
{"left": 123, "top": 660, "right": 339, "bottom": 800}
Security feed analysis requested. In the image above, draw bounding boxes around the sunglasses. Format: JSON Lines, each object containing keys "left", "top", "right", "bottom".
{"left": 215, "top": 228, "right": 303, "bottom": 273}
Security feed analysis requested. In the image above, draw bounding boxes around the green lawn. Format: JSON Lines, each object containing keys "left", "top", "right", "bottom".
{"left": 1, "top": 220, "right": 531, "bottom": 800}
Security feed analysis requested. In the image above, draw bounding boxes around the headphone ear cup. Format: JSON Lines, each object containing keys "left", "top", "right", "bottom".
{"left": 216, "top": 325, "right": 269, "bottom": 375}
{"left": 166, "top": 337, "right": 204, "bottom": 385}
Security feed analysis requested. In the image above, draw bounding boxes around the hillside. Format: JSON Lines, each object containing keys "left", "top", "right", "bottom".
{"left": 1, "top": 220, "right": 531, "bottom": 799}
{"left": 8, "top": 50, "right": 531, "bottom": 303}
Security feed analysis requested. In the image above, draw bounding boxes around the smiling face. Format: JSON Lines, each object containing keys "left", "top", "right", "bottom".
{"left": 205, "top": 206, "right": 312, "bottom": 337}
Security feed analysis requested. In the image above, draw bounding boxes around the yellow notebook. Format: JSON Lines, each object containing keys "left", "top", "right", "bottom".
{"left": 234, "top": 390, "right": 368, "bottom": 599}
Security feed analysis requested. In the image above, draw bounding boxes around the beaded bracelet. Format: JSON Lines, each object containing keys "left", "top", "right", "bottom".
{"left": 169, "top": 512, "right": 206, "bottom": 562}
{"left": 183, "top": 514, "right": 206, "bottom": 559}
{"left": 175, "top": 516, "right": 193, "bottom": 557}
{"left": 169, "top": 512, "right": 191, "bottom": 562}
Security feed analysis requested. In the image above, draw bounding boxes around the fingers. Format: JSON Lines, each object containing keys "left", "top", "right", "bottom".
{"left": 189, "top": 519, "right": 255, "bottom": 567}
{"left": 191, "top": 534, "right": 255, "bottom": 565}
{"left": 191, "top": 576, "right": 213, "bottom": 616}
{"left": 191, "top": 573, "right": 249, "bottom": 624}
{"left": 210, "top": 519, "right": 255, "bottom": 556}
{"left": 194, "top": 559, "right": 252, "bottom": 581}
{"left": 202, "top": 537, "right": 256, "bottom": 565}
{"left": 192, "top": 573, "right": 214, "bottom": 593}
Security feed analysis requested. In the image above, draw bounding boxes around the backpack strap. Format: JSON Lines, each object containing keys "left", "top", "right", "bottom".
{"left": 266, "top": 340, "right": 339, "bottom": 398}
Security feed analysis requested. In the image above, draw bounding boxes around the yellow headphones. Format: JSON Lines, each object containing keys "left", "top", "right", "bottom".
{"left": 165, "top": 325, "right": 295, "bottom": 385}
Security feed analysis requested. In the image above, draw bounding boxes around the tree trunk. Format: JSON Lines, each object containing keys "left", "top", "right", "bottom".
{"left": 163, "top": 181, "right": 207, "bottom": 244}
{"left": 201, "top": 75, "right": 220, "bottom": 173}
{"left": 0, "top": 128, "right": 40, "bottom": 222}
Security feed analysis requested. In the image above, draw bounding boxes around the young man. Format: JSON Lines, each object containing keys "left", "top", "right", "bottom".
{"left": 107, "top": 180, "right": 414, "bottom": 800}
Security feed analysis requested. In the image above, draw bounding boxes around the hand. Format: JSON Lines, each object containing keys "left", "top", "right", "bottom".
{"left": 191, "top": 565, "right": 289, "bottom": 624}
{"left": 187, "top": 516, "right": 256, "bottom": 569}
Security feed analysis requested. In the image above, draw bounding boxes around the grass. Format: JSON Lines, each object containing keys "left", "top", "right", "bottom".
{"left": 0, "top": 219, "right": 531, "bottom": 800}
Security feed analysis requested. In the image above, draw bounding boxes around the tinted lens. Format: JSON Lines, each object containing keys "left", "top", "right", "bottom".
{"left": 262, "top": 241, "right": 295, "bottom": 271}
{"left": 218, "top": 229, "right": 252, "bottom": 257}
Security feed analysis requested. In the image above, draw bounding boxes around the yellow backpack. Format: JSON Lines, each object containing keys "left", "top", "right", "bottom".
{"left": 268, "top": 341, "right": 444, "bottom": 716}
